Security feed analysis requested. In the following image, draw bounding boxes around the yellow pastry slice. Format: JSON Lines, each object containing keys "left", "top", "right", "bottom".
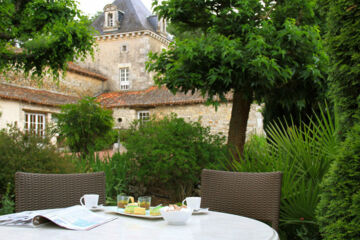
{"left": 134, "top": 207, "right": 146, "bottom": 215}
{"left": 124, "top": 205, "right": 136, "bottom": 214}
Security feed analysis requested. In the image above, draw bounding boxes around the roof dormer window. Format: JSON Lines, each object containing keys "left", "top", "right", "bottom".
{"left": 104, "top": 4, "right": 122, "bottom": 32}
{"left": 157, "top": 17, "right": 167, "bottom": 36}
{"left": 108, "top": 13, "right": 114, "bottom": 27}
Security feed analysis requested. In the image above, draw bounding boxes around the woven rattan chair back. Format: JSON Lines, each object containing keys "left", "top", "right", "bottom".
{"left": 201, "top": 169, "right": 282, "bottom": 231}
{"left": 15, "top": 172, "right": 106, "bottom": 212}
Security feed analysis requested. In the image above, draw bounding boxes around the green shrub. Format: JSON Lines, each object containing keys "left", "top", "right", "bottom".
{"left": 123, "top": 114, "right": 227, "bottom": 202}
{"left": 316, "top": 119, "right": 360, "bottom": 239}
{"left": 221, "top": 107, "right": 337, "bottom": 240}
{"left": 321, "top": 0, "right": 360, "bottom": 141}
{"left": 73, "top": 153, "right": 134, "bottom": 205}
{"left": 0, "top": 183, "right": 14, "bottom": 215}
{"left": 57, "top": 97, "right": 114, "bottom": 155}
{"left": 94, "top": 128, "right": 118, "bottom": 151}
{"left": 315, "top": 1, "right": 360, "bottom": 239}
{"left": 0, "top": 125, "right": 75, "bottom": 210}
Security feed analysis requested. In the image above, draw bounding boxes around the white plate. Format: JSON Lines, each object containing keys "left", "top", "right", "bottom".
{"left": 105, "top": 207, "right": 163, "bottom": 219}
{"left": 192, "top": 208, "right": 209, "bottom": 215}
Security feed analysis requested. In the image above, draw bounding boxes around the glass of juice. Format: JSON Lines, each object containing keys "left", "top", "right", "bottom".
{"left": 138, "top": 196, "right": 151, "bottom": 210}
{"left": 117, "top": 195, "right": 134, "bottom": 208}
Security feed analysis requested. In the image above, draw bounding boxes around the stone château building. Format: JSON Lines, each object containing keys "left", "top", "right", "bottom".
{"left": 0, "top": 0, "right": 263, "bottom": 140}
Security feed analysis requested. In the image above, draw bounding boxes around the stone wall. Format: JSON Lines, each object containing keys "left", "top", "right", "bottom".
{"left": 61, "top": 71, "right": 105, "bottom": 97}
{"left": 151, "top": 104, "right": 232, "bottom": 137}
{"left": 0, "top": 99, "right": 58, "bottom": 130}
{"left": 151, "top": 103, "right": 264, "bottom": 138}
{"left": 0, "top": 71, "right": 104, "bottom": 97}
{"left": 111, "top": 103, "right": 264, "bottom": 139}
{"left": 78, "top": 32, "right": 168, "bottom": 92}
{"left": 112, "top": 107, "right": 137, "bottom": 129}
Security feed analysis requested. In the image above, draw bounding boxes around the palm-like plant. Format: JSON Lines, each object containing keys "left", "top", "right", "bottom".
{"left": 222, "top": 105, "right": 337, "bottom": 239}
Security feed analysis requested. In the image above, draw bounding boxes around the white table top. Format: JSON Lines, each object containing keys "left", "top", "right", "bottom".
{"left": 0, "top": 208, "right": 279, "bottom": 240}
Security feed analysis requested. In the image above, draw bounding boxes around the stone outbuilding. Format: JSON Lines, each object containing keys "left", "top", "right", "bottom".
{"left": 0, "top": 62, "right": 108, "bottom": 134}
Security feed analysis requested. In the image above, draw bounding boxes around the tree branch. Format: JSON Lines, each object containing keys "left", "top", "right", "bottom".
{"left": 0, "top": 50, "right": 34, "bottom": 63}
{"left": 0, "top": 33, "right": 12, "bottom": 41}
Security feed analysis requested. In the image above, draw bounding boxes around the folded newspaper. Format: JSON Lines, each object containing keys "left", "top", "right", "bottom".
{"left": 0, "top": 205, "right": 117, "bottom": 230}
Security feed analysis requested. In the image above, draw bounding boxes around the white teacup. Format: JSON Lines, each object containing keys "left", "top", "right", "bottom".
{"left": 80, "top": 194, "right": 99, "bottom": 208}
{"left": 182, "top": 197, "right": 201, "bottom": 210}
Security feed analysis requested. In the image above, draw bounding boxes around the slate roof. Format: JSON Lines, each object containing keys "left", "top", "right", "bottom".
{"left": 97, "top": 86, "right": 232, "bottom": 108}
{"left": 92, "top": 0, "right": 157, "bottom": 35}
{"left": 67, "top": 62, "right": 108, "bottom": 81}
{"left": 0, "top": 83, "right": 79, "bottom": 107}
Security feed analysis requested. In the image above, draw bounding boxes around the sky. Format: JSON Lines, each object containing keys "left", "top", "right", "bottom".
{"left": 77, "top": 0, "right": 154, "bottom": 16}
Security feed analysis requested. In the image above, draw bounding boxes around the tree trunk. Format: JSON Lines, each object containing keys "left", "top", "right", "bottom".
{"left": 227, "top": 91, "right": 252, "bottom": 158}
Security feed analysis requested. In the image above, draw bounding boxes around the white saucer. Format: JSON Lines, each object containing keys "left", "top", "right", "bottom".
{"left": 192, "top": 208, "right": 209, "bottom": 215}
{"left": 89, "top": 205, "right": 104, "bottom": 211}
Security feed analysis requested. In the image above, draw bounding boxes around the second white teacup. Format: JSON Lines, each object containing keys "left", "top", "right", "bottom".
{"left": 80, "top": 194, "right": 99, "bottom": 208}
{"left": 182, "top": 197, "right": 201, "bottom": 210}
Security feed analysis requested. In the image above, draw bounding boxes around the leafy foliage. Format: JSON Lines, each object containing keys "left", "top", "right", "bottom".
{"left": 320, "top": 0, "right": 360, "bottom": 140}
{"left": 316, "top": 1, "right": 360, "bottom": 239}
{"left": 72, "top": 115, "right": 227, "bottom": 203}
{"left": 221, "top": 106, "right": 337, "bottom": 239}
{"left": 73, "top": 153, "right": 134, "bottom": 205}
{"left": 0, "top": 125, "right": 75, "bottom": 202}
{"left": 0, "top": 183, "right": 15, "bottom": 215}
{"left": 262, "top": 0, "right": 329, "bottom": 130}
{"left": 147, "top": 0, "right": 327, "bottom": 153}
{"left": 316, "top": 118, "right": 360, "bottom": 239}
{"left": 56, "top": 97, "right": 114, "bottom": 155}
{"left": 123, "top": 114, "right": 227, "bottom": 202}
{"left": 0, "top": 0, "right": 96, "bottom": 78}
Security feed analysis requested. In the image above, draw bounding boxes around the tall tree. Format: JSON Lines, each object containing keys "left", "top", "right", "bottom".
{"left": 147, "top": 0, "right": 326, "bottom": 154}
{"left": 316, "top": 1, "right": 360, "bottom": 239}
{"left": 0, "top": 0, "right": 96, "bottom": 78}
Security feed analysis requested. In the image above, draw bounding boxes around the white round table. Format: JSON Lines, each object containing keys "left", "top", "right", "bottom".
{"left": 0, "top": 208, "right": 279, "bottom": 240}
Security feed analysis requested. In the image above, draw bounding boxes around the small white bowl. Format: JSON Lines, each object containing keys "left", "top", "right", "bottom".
{"left": 160, "top": 206, "right": 193, "bottom": 225}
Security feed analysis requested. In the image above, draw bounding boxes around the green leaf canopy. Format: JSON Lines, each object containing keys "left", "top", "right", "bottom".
{"left": 147, "top": 0, "right": 327, "bottom": 153}
{"left": 0, "top": 0, "right": 96, "bottom": 78}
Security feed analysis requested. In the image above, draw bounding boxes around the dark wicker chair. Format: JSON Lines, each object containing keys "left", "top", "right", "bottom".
{"left": 15, "top": 172, "right": 106, "bottom": 212}
{"left": 201, "top": 169, "right": 282, "bottom": 231}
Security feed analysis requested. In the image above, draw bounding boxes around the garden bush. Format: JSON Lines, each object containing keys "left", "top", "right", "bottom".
{"left": 0, "top": 125, "right": 75, "bottom": 214}
{"left": 123, "top": 114, "right": 227, "bottom": 202}
{"left": 0, "top": 183, "right": 14, "bottom": 215}
{"left": 56, "top": 97, "right": 114, "bottom": 155}
{"left": 316, "top": 119, "right": 360, "bottom": 239}
{"left": 315, "top": 1, "right": 360, "bottom": 239}
{"left": 220, "top": 107, "right": 337, "bottom": 240}
{"left": 73, "top": 152, "right": 135, "bottom": 205}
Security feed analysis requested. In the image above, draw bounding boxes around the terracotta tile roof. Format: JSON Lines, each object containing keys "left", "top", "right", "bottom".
{"left": 67, "top": 62, "right": 108, "bottom": 82}
{"left": 97, "top": 86, "right": 232, "bottom": 108}
{"left": 0, "top": 83, "right": 79, "bottom": 107}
